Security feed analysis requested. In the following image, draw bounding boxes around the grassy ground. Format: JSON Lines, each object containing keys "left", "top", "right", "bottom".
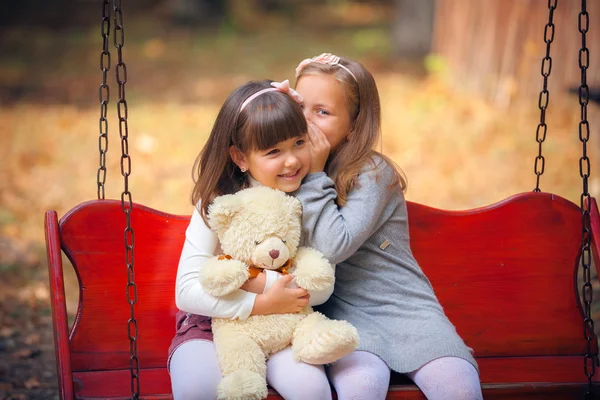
{"left": 1, "top": 9, "right": 599, "bottom": 398}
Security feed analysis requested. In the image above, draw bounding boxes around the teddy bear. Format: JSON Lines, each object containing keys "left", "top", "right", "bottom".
{"left": 199, "top": 186, "right": 359, "bottom": 400}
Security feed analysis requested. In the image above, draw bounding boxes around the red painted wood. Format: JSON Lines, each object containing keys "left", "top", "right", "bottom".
{"left": 45, "top": 192, "right": 600, "bottom": 398}
{"left": 69, "top": 381, "right": 594, "bottom": 400}
{"left": 67, "top": 355, "right": 596, "bottom": 398}
{"left": 58, "top": 200, "right": 189, "bottom": 372}
{"left": 68, "top": 385, "right": 594, "bottom": 400}
{"left": 45, "top": 211, "right": 75, "bottom": 400}
{"left": 589, "top": 198, "right": 600, "bottom": 282}
{"left": 408, "top": 193, "right": 585, "bottom": 357}
{"left": 385, "top": 384, "right": 592, "bottom": 400}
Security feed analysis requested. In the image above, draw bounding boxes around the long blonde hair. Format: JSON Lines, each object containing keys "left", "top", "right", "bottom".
{"left": 191, "top": 80, "right": 307, "bottom": 222}
{"left": 296, "top": 57, "right": 406, "bottom": 206}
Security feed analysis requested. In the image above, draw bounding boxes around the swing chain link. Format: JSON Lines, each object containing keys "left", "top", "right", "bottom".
{"left": 533, "top": 0, "right": 557, "bottom": 192}
{"left": 97, "top": 0, "right": 111, "bottom": 200}
{"left": 578, "top": 0, "right": 597, "bottom": 398}
{"left": 112, "top": 0, "right": 140, "bottom": 398}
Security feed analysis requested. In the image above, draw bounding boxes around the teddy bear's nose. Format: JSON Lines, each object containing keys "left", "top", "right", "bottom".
{"left": 269, "top": 250, "right": 280, "bottom": 259}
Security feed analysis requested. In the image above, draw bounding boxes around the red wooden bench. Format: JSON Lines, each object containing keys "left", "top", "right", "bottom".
{"left": 45, "top": 191, "right": 600, "bottom": 399}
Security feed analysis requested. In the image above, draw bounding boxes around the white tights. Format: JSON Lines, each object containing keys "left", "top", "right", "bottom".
{"left": 170, "top": 342, "right": 482, "bottom": 400}
{"left": 169, "top": 340, "right": 331, "bottom": 400}
{"left": 328, "top": 351, "right": 483, "bottom": 400}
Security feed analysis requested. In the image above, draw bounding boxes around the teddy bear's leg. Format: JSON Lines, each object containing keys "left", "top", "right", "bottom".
{"left": 214, "top": 329, "right": 269, "bottom": 400}
{"left": 292, "top": 312, "right": 359, "bottom": 365}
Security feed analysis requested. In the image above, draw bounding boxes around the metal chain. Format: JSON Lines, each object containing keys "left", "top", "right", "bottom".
{"left": 112, "top": 0, "right": 140, "bottom": 398}
{"left": 97, "top": 0, "right": 111, "bottom": 199}
{"left": 533, "top": 0, "right": 557, "bottom": 192}
{"left": 578, "top": 1, "right": 597, "bottom": 398}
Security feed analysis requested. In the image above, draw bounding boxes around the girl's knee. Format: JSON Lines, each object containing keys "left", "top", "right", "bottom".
{"left": 331, "top": 370, "right": 389, "bottom": 399}
{"left": 170, "top": 340, "right": 221, "bottom": 400}
{"left": 270, "top": 379, "right": 331, "bottom": 400}
{"left": 409, "top": 357, "right": 482, "bottom": 400}
{"left": 267, "top": 347, "right": 332, "bottom": 400}
{"left": 171, "top": 368, "right": 220, "bottom": 400}
{"left": 328, "top": 351, "right": 390, "bottom": 400}
{"left": 435, "top": 384, "right": 483, "bottom": 400}
{"left": 269, "top": 371, "right": 332, "bottom": 400}
{"left": 292, "top": 382, "right": 332, "bottom": 400}
{"left": 172, "top": 381, "right": 218, "bottom": 400}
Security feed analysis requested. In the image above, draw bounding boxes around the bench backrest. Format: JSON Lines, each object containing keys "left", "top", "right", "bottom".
{"left": 58, "top": 192, "right": 590, "bottom": 372}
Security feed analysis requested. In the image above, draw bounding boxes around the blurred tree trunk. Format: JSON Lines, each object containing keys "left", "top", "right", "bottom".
{"left": 392, "top": 0, "right": 435, "bottom": 58}
{"left": 432, "top": 0, "right": 600, "bottom": 108}
{"left": 227, "top": 0, "right": 296, "bottom": 31}
{"left": 168, "top": 0, "right": 225, "bottom": 26}
{"left": 0, "top": 0, "right": 163, "bottom": 28}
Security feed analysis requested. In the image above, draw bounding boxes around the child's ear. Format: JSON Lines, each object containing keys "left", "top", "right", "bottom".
{"left": 208, "top": 194, "right": 241, "bottom": 235}
{"left": 229, "top": 146, "right": 248, "bottom": 172}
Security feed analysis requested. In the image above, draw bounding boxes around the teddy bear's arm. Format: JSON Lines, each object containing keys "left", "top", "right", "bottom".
{"left": 199, "top": 256, "right": 250, "bottom": 297}
{"left": 291, "top": 247, "right": 335, "bottom": 292}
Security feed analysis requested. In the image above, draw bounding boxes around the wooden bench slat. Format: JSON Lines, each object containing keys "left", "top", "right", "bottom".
{"left": 71, "top": 356, "right": 597, "bottom": 399}
{"left": 45, "top": 192, "right": 600, "bottom": 398}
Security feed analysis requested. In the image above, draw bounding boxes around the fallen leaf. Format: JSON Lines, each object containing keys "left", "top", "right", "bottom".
{"left": 12, "top": 348, "right": 41, "bottom": 359}
{"left": 23, "top": 333, "right": 40, "bottom": 345}
{"left": 24, "top": 376, "right": 41, "bottom": 389}
{"left": 0, "top": 326, "right": 15, "bottom": 338}
{"left": 6, "top": 394, "right": 28, "bottom": 400}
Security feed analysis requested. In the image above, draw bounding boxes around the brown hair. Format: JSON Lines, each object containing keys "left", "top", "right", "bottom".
{"left": 191, "top": 80, "right": 307, "bottom": 222}
{"left": 296, "top": 57, "right": 407, "bottom": 206}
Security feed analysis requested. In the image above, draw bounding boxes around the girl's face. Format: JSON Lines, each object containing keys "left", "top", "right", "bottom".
{"left": 296, "top": 73, "right": 352, "bottom": 152}
{"left": 232, "top": 135, "right": 311, "bottom": 193}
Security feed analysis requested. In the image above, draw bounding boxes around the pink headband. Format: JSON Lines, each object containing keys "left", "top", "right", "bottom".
{"left": 240, "top": 80, "right": 303, "bottom": 111}
{"left": 295, "top": 53, "right": 357, "bottom": 82}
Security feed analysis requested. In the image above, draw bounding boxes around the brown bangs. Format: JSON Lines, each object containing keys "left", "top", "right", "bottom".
{"left": 236, "top": 91, "right": 307, "bottom": 152}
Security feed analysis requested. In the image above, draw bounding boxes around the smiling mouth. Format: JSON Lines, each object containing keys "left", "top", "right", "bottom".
{"left": 279, "top": 170, "right": 300, "bottom": 179}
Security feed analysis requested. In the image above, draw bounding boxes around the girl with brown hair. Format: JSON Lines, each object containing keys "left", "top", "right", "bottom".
{"left": 170, "top": 79, "right": 335, "bottom": 400}
{"left": 293, "top": 53, "right": 483, "bottom": 400}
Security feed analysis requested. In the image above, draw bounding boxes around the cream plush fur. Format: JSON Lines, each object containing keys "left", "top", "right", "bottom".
{"left": 199, "top": 186, "right": 359, "bottom": 400}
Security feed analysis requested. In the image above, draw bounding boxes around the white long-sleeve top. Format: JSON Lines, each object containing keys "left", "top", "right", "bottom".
{"left": 175, "top": 206, "right": 335, "bottom": 320}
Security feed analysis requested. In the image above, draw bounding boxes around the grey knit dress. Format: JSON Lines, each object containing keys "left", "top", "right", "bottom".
{"left": 294, "top": 156, "right": 477, "bottom": 373}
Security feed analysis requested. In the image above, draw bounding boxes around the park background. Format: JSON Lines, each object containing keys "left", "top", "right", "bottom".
{"left": 1, "top": 0, "right": 600, "bottom": 398}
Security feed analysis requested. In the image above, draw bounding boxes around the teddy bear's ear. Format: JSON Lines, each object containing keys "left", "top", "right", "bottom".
{"left": 288, "top": 196, "right": 303, "bottom": 219}
{"left": 207, "top": 194, "right": 241, "bottom": 235}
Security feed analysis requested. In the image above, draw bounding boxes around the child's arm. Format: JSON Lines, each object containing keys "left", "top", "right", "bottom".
{"left": 295, "top": 158, "right": 401, "bottom": 265}
{"left": 175, "top": 208, "right": 257, "bottom": 319}
{"left": 176, "top": 208, "right": 310, "bottom": 318}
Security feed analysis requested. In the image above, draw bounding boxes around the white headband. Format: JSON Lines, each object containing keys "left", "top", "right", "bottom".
{"left": 295, "top": 53, "right": 357, "bottom": 82}
{"left": 240, "top": 80, "right": 303, "bottom": 111}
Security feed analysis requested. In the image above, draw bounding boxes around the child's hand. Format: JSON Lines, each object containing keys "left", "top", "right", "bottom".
{"left": 307, "top": 121, "right": 330, "bottom": 173}
{"left": 240, "top": 271, "right": 267, "bottom": 293}
{"left": 252, "top": 275, "right": 310, "bottom": 315}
